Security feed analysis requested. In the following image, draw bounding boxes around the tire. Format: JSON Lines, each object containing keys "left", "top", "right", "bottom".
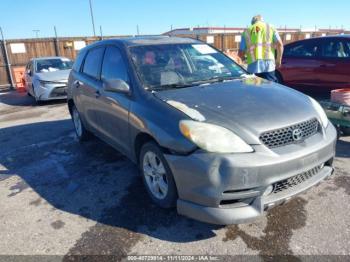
{"left": 32, "top": 85, "right": 42, "bottom": 105}
{"left": 275, "top": 71, "right": 284, "bottom": 84}
{"left": 139, "top": 142, "right": 178, "bottom": 208}
{"left": 71, "top": 105, "right": 91, "bottom": 142}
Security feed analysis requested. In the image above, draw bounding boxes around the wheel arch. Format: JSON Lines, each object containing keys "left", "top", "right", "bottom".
{"left": 67, "top": 99, "right": 75, "bottom": 115}
{"left": 134, "top": 132, "right": 159, "bottom": 164}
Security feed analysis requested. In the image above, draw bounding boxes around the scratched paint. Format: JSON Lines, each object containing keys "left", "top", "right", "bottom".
{"left": 166, "top": 100, "right": 206, "bottom": 121}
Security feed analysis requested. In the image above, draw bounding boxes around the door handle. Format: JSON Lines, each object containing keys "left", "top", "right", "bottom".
{"left": 73, "top": 80, "right": 81, "bottom": 88}
{"left": 95, "top": 90, "right": 101, "bottom": 98}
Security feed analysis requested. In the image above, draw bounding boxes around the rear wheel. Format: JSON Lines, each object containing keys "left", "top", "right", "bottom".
{"left": 71, "top": 105, "right": 91, "bottom": 142}
{"left": 139, "top": 142, "right": 178, "bottom": 208}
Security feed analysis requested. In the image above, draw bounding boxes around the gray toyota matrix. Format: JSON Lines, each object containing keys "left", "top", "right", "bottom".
{"left": 67, "top": 36, "right": 336, "bottom": 225}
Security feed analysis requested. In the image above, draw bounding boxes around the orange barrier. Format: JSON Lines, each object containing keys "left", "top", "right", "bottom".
{"left": 224, "top": 49, "right": 243, "bottom": 65}
{"left": 331, "top": 89, "right": 350, "bottom": 106}
{"left": 12, "top": 66, "right": 26, "bottom": 92}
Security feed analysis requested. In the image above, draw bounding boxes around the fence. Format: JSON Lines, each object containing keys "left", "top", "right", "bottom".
{"left": 172, "top": 30, "right": 349, "bottom": 52}
{"left": 0, "top": 35, "right": 130, "bottom": 90}
{"left": 1, "top": 29, "right": 349, "bottom": 91}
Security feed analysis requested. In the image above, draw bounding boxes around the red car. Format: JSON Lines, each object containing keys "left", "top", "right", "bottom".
{"left": 276, "top": 35, "right": 350, "bottom": 95}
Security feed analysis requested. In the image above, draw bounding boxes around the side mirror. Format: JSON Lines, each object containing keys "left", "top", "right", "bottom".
{"left": 103, "top": 79, "right": 130, "bottom": 94}
{"left": 27, "top": 69, "right": 32, "bottom": 76}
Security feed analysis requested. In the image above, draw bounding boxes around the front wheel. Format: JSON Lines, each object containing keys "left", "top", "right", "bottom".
{"left": 32, "top": 85, "right": 42, "bottom": 105}
{"left": 139, "top": 142, "right": 178, "bottom": 208}
{"left": 71, "top": 105, "right": 91, "bottom": 142}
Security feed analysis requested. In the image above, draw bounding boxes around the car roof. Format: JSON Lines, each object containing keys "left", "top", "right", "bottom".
{"left": 311, "top": 34, "right": 350, "bottom": 40}
{"left": 119, "top": 36, "right": 201, "bottom": 46}
{"left": 83, "top": 36, "right": 202, "bottom": 50}
{"left": 31, "top": 56, "right": 71, "bottom": 61}
{"left": 286, "top": 34, "right": 350, "bottom": 46}
{"left": 327, "top": 34, "right": 350, "bottom": 38}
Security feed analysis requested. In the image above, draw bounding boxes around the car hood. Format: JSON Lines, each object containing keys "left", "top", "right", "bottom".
{"left": 35, "top": 69, "right": 71, "bottom": 82}
{"left": 154, "top": 77, "right": 319, "bottom": 144}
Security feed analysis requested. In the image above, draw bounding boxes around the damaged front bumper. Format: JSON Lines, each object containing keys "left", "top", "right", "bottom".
{"left": 164, "top": 123, "right": 337, "bottom": 225}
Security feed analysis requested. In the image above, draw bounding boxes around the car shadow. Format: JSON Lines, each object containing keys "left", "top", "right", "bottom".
{"left": 0, "top": 90, "right": 66, "bottom": 107}
{"left": 0, "top": 119, "right": 220, "bottom": 244}
{"left": 3, "top": 119, "right": 347, "bottom": 246}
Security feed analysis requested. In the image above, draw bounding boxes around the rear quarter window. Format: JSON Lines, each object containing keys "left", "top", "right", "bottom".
{"left": 321, "top": 39, "right": 350, "bottom": 58}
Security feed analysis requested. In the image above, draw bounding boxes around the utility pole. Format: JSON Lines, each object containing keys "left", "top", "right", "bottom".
{"left": 0, "top": 27, "right": 15, "bottom": 89}
{"left": 33, "top": 29, "right": 40, "bottom": 38}
{"left": 136, "top": 25, "right": 140, "bottom": 35}
{"left": 89, "top": 0, "right": 96, "bottom": 37}
{"left": 54, "top": 26, "right": 60, "bottom": 56}
{"left": 100, "top": 25, "right": 103, "bottom": 40}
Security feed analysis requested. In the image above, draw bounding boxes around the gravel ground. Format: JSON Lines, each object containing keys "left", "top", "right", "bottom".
{"left": 0, "top": 91, "right": 349, "bottom": 261}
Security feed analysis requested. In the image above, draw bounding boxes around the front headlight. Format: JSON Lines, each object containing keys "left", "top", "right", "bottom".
{"left": 39, "top": 80, "right": 51, "bottom": 88}
{"left": 39, "top": 80, "right": 59, "bottom": 87}
{"left": 309, "top": 97, "right": 329, "bottom": 128}
{"left": 179, "top": 120, "right": 254, "bottom": 153}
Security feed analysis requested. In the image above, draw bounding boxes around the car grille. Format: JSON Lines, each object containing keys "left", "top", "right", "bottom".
{"left": 272, "top": 165, "right": 322, "bottom": 194}
{"left": 50, "top": 86, "right": 67, "bottom": 97}
{"left": 260, "top": 118, "right": 319, "bottom": 148}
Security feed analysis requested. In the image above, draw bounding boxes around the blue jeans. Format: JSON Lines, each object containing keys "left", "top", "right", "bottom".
{"left": 255, "top": 71, "right": 278, "bottom": 82}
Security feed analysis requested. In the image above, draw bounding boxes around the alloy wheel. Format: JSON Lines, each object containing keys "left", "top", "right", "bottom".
{"left": 142, "top": 151, "right": 168, "bottom": 200}
{"left": 72, "top": 108, "right": 83, "bottom": 138}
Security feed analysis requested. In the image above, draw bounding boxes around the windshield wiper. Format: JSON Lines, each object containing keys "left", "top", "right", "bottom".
{"left": 146, "top": 76, "right": 243, "bottom": 91}
{"left": 149, "top": 83, "right": 197, "bottom": 91}
{"left": 189, "top": 76, "right": 241, "bottom": 86}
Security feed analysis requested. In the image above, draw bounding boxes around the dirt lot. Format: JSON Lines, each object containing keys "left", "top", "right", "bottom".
{"left": 0, "top": 91, "right": 350, "bottom": 261}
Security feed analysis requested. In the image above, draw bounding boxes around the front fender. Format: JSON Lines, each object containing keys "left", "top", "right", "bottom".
{"left": 129, "top": 96, "right": 197, "bottom": 159}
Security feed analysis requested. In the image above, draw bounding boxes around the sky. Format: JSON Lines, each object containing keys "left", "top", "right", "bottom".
{"left": 0, "top": 0, "right": 349, "bottom": 39}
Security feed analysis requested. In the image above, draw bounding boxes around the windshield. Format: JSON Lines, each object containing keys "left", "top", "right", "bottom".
{"left": 129, "top": 43, "right": 246, "bottom": 90}
{"left": 36, "top": 58, "right": 73, "bottom": 73}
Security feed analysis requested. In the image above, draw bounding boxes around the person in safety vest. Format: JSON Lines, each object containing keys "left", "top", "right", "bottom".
{"left": 238, "top": 15, "right": 284, "bottom": 82}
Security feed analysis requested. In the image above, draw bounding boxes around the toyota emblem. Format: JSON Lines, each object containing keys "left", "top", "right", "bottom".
{"left": 292, "top": 128, "right": 303, "bottom": 141}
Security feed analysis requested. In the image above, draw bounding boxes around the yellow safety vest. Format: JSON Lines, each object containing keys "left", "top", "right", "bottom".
{"left": 243, "top": 21, "right": 275, "bottom": 64}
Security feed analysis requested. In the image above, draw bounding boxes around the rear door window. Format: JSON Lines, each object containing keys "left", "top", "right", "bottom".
{"left": 101, "top": 46, "right": 129, "bottom": 82}
{"left": 82, "top": 46, "right": 105, "bottom": 79}
{"left": 284, "top": 41, "right": 320, "bottom": 58}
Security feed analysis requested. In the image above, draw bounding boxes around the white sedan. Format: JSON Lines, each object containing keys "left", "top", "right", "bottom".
{"left": 24, "top": 56, "right": 73, "bottom": 103}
